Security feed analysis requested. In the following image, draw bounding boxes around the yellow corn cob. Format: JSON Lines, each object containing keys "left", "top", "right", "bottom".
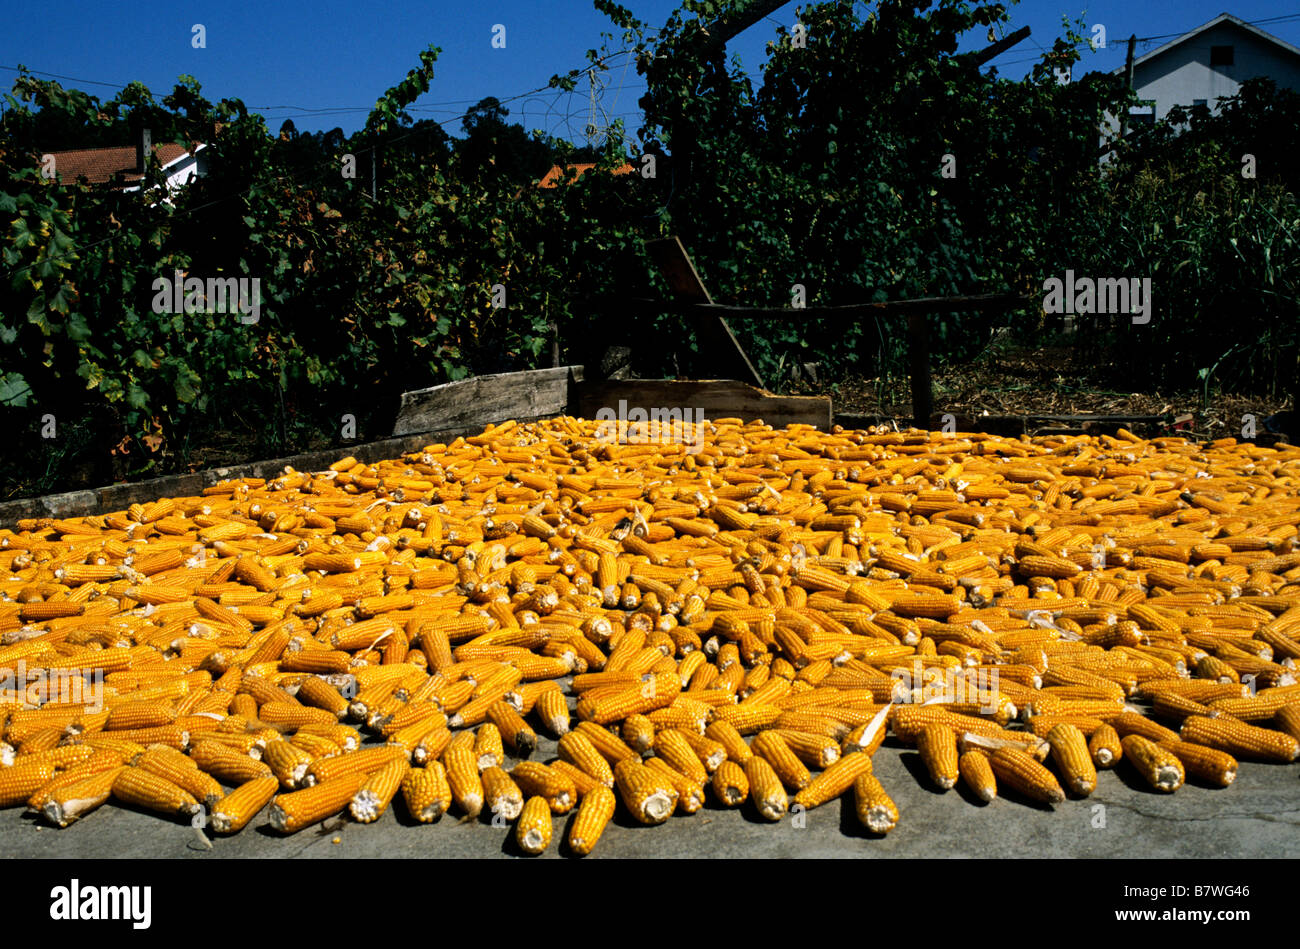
{"left": 743, "top": 754, "right": 788, "bottom": 820}
{"left": 443, "top": 743, "right": 484, "bottom": 818}
{"left": 1179, "top": 715, "right": 1299, "bottom": 762}
{"left": 41, "top": 766, "right": 124, "bottom": 827}
{"left": 190, "top": 740, "right": 273, "bottom": 785}
{"left": 111, "top": 767, "right": 201, "bottom": 818}
{"left": 566, "top": 784, "right": 616, "bottom": 856}
{"left": 137, "top": 749, "right": 224, "bottom": 807}
{"left": 710, "top": 759, "right": 749, "bottom": 806}
{"left": 573, "top": 722, "right": 639, "bottom": 764}
{"left": 651, "top": 729, "right": 709, "bottom": 785}
{"left": 516, "top": 795, "right": 552, "bottom": 855}
{"left": 269, "top": 772, "right": 368, "bottom": 833}
{"left": 613, "top": 758, "right": 677, "bottom": 824}
{"left": 1087, "top": 722, "right": 1124, "bottom": 769}
{"left": 1121, "top": 734, "right": 1185, "bottom": 792}
{"left": 557, "top": 732, "right": 616, "bottom": 788}
{"left": 916, "top": 723, "right": 959, "bottom": 791}
{"left": 210, "top": 776, "right": 279, "bottom": 834}
{"left": 1158, "top": 740, "right": 1237, "bottom": 788}
{"left": 305, "top": 745, "right": 407, "bottom": 786}
{"left": 535, "top": 689, "right": 571, "bottom": 737}
{"left": 853, "top": 773, "right": 899, "bottom": 834}
{"left": 750, "top": 731, "right": 811, "bottom": 791}
{"left": 958, "top": 750, "right": 997, "bottom": 803}
{"left": 510, "top": 761, "right": 577, "bottom": 814}
{"left": 401, "top": 762, "right": 452, "bottom": 822}
{"left": 643, "top": 756, "right": 705, "bottom": 814}
{"left": 474, "top": 723, "right": 505, "bottom": 770}
{"left": 550, "top": 759, "right": 602, "bottom": 800}
{"left": 792, "top": 751, "right": 875, "bottom": 810}
{"left": 988, "top": 747, "right": 1066, "bottom": 805}
{"left": 350, "top": 757, "right": 409, "bottom": 823}
{"left": 487, "top": 700, "right": 538, "bottom": 754}
{"left": 481, "top": 765, "right": 525, "bottom": 820}
{"left": 1045, "top": 723, "right": 1097, "bottom": 796}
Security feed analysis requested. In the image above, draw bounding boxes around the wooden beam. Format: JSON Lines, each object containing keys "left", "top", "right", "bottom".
{"left": 585, "top": 293, "right": 1028, "bottom": 319}
{"left": 972, "top": 25, "right": 1031, "bottom": 67}
{"left": 645, "top": 237, "right": 766, "bottom": 388}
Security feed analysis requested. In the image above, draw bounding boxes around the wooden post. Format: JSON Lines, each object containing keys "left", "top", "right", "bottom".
{"left": 645, "top": 237, "right": 765, "bottom": 388}
{"left": 1120, "top": 34, "right": 1136, "bottom": 140}
{"left": 907, "top": 312, "right": 933, "bottom": 429}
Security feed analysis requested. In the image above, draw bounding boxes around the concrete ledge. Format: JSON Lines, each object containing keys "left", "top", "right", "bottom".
{"left": 0, "top": 428, "right": 482, "bottom": 529}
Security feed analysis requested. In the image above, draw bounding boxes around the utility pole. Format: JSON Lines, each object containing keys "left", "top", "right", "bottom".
{"left": 1120, "top": 34, "right": 1136, "bottom": 140}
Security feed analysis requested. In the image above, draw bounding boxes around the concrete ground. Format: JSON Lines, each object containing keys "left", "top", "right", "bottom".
{"left": 3, "top": 733, "right": 1297, "bottom": 859}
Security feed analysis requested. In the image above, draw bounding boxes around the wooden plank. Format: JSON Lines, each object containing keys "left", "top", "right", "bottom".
{"left": 907, "top": 312, "right": 934, "bottom": 429}
{"left": 644, "top": 237, "right": 766, "bottom": 388}
{"left": 972, "top": 25, "right": 1031, "bottom": 67}
{"left": 393, "top": 366, "right": 582, "bottom": 437}
{"left": 571, "top": 379, "right": 831, "bottom": 431}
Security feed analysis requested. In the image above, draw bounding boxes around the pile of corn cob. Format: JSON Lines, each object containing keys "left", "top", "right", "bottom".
{"left": 2, "top": 417, "right": 1299, "bottom": 854}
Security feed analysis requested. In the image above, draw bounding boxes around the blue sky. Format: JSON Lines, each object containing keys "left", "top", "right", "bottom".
{"left": 3, "top": 1, "right": 1298, "bottom": 143}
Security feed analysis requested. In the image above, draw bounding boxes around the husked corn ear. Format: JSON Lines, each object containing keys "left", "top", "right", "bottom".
{"left": 1046, "top": 723, "right": 1096, "bottom": 796}
{"left": 350, "top": 757, "right": 408, "bottom": 823}
{"left": 1158, "top": 740, "right": 1237, "bottom": 788}
{"left": 652, "top": 729, "right": 709, "bottom": 785}
{"left": 958, "top": 750, "right": 996, "bottom": 803}
{"left": 1088, "top": 723, "right": 1123, "bottom": 769}
{"left": 988, "top": 747, "right": 1065, "bottom": 805}
{"left": 402, "top": 763, "right": 452, "bottom": 823}
{"left": 487, "top": 700, "right": 537, "bottom": 754}
{"left": 573, "top": 722, "right": 639, "bottom": 764}
{"left": 111, "top": 767, "right": 201, "bottom": 818}
{"left": 443, "top": 743, "right": 483, "bottom": 819}
{"left": 269, "top": 772, "right": 368, "bottom": 833}
{"left": 743, "top": 754, "right": 788, "bottom": 820}
{"left": 481, "top": 765, "right": 525, "bottom": 820}
{"left": 550, "top": 760, "right": 602, "bottom": 800}
{"left": 41, "top": 767, "right": 124, "bottom": 827}
{"left": 751, "top": 731, "right": 811, "bottom": 791}
{"left": 917, "top": 724, "right": 959, "bottom": 791}
{"left": 474, "top": 723, "right": 504, "bottom": 770}
{"left": 710, "top": 759, "right": 749, "bottom": 806}
{"left": 510, "top": 761, "right": 577, "bottom": 814}
{"left": 557, "top": 732, "right": 615, "bottom": 787}
{"left": 613, "top": 758, "right": 677, "bottom": 824}
{"left": 853, "top": 773, "right": 899, "bottom": 834}
{"left": 535, "top": 689, "right": 571, "bottom": 737}
{"left": 1180, "top": 715, "right": 1299, "bottom": 763}
{"left": 516, "top": 795, "right": 552, "bottom": 855}
{"left": 567, "top": 784, "right": 616, "bottom": 856}
{"left": 643, "top": 756, "right": 705, "bottom": 814}
{"left": 191, "top": 741, "right": 273, "bottom": 785}
{"left": 1121, "top": 735, "right": 1185, "bottom": 792}
{"left": 210, "top": 776, "right": 278, "bottom": 834}
{"left": 793, "top": 752, "right": 875, "bottom": 810}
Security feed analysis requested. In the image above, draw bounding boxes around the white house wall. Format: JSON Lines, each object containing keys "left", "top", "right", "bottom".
{"left": 1133, "top": 22, "right": 1300, "bottom": 121}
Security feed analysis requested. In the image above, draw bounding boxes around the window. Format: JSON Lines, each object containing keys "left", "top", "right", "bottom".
{"left": 1192, "top": 98, "right": 1208, "bottom": 108}
{"left": 1210, "top": 44, "right": 1234, "bottom": 66}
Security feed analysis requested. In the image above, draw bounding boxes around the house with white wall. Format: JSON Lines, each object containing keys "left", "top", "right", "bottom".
{"left": 47, "top": 128, "right": 207, "bottom": 193}
{"left": 1113, "top": 13, "right": 1300, "bottom": 130}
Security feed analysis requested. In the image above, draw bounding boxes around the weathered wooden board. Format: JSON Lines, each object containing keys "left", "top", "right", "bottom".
{"left": 393, "top": 366, "right": 583, "bottom": 437}
{"left": 573, "top": 379, "right": 831, "bottom": 430}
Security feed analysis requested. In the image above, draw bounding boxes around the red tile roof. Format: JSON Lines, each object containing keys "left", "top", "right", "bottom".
{"left": 47, "top": 143, "right": 193, "bottom": 186}
{"left": 538, "top": 162, "right": 636, "bottom": 188}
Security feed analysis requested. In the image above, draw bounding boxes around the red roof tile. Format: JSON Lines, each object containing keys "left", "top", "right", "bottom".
{"left": 47, "top": 143, "right": 194, "bottom": 186}
{"left": 538, "top": 162, "right": 636, "bottom": 188}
